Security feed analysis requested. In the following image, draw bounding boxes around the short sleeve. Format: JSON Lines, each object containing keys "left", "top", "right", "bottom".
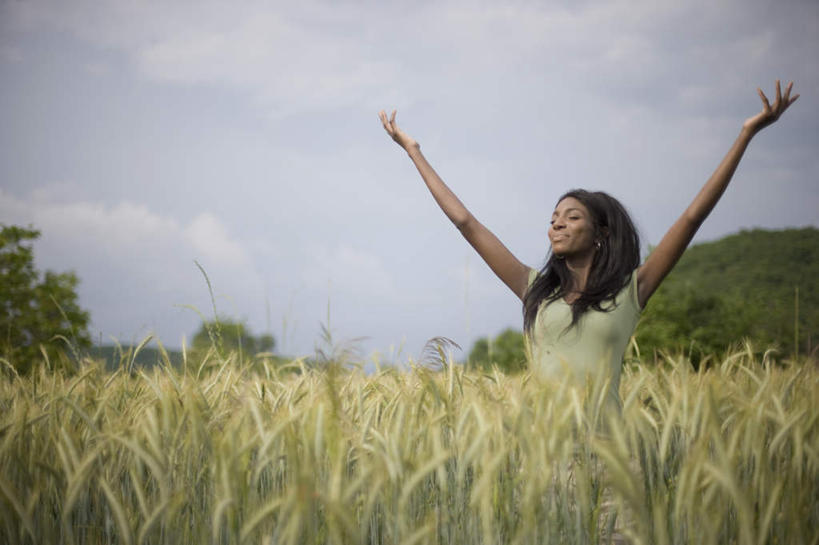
{"left": 627, "top": 270, "right": 641, "bottom": 314}
{"left": 527, "top": 268, "right": 538, "bottom": 288}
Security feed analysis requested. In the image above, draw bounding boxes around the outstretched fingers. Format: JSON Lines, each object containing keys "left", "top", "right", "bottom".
{"left": 757, "top": 80, "right": 799, "bottom": 122}
{"left": 784, "top": 81, "right": 800, "bottom": 108}
{"left": 757, "top": 87, "right": 771, "bottom": 112}
{"left": 387, "top": 110, "right": 399, "bottom": 134}
{"left": 379, "top": 110, "right": 393, "bottom": 135}
{"left": 379, "top": 109, "right": 402, "bottom": 135}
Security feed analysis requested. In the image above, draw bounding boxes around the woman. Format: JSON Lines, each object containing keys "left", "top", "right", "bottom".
{"left": 379, "top": 81, "right": 798, "bottom": 402}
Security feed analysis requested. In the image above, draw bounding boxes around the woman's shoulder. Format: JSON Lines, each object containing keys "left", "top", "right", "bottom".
{"left": 621, "top": 268, "right": 641, "bottom": 312}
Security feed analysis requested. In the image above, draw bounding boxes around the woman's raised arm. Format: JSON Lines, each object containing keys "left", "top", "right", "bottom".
{"left": 637, "top": 80, "right": 799, "bottom": 308}
{"left": 379, "top": 110, "right": 531, "bottom": 300}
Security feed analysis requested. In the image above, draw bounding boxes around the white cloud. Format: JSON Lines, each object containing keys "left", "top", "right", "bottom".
{"left": 0, "top": 189, "right": 265, "bottom": 343}
{"left": 1, "top": 187, "right": 254, "bottom": 273}
{"left": 185, "top": 212, "right": 252, "bottom": 267}
{"left": 4, "top": 0, "right": 401, "bottom": 116}
{"left": 4, "top": 0, "right": 815, "bottom": 120}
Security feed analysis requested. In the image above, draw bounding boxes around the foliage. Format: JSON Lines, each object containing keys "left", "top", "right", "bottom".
{"left": 0, "top": 348, "right": 816, "bottom": 544}
{"left": 467, "top": 327, "right": 527, "bottom": 373}
{"left": 191, "top": 317, "right": 275, "bottom": 359}
{"left": 0, "top": 224, "right": 90, "bottom": 374}
{"left": 637, "top": 227, "right": 819, "bottom": 361}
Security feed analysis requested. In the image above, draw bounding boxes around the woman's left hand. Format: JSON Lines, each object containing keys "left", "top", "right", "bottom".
{"left": 743, "top": 80, "right": 799, "bottom": 134}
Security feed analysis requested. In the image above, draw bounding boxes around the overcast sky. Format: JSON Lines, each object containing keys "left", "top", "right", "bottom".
{"left": 1, "top": 0, "right": 817, "bottom": 362}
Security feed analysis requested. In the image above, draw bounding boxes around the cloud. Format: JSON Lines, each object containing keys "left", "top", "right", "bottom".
{"left": 0, "top": 188, "right": 264, "bottom": 343}
{"left": 185, "top": 212, "right": 252, "bottom": 267}
{"left": 4, "top": 0, "right": 402, "bottom": 116}
{"left": 4, "top": 0, "right": 816, "bottom": 123}
{"left": 5, "top": 187, "right": 255, "bottom": 274}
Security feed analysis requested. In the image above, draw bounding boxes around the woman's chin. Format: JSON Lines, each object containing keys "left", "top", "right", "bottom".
{"left": 552, "top": 246, "right": 593, "bottom": 260}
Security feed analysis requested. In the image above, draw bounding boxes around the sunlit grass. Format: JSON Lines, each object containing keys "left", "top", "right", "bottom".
{"left": 0, "top": 344, "right": 817, "bottom": 544}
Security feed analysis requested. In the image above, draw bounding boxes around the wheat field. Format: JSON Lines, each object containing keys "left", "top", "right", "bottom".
{"left": 1, "top": 344, "right": 817, "bottom": 544}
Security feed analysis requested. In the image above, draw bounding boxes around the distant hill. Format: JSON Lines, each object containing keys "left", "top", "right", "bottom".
{"left": 636, "top": 227, "right": 819, "bottom": 360}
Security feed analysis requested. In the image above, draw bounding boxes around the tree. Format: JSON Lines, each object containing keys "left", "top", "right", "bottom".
{"left": 636, "top": 228, "right": 819, "bottom": 362}
{"left": 636, "top": 284, "right": 757, "bottom": 365}
{"left": 0, "top": 225, "right": 91, "bottom": 374}
{"left": 191, "top": 318, "right": 275, "bottom": 359}
{"left": 468, "top": 328, "right": 527, "bottom": 373}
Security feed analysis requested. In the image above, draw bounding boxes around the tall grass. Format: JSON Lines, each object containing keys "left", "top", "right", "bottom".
{"left": 0, "top": 346, "right": 816, "bottom": 544}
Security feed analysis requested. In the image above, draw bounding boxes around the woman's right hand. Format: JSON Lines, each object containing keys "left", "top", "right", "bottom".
{"left": 379, "top": 110, "right": 419, "bottom": 151}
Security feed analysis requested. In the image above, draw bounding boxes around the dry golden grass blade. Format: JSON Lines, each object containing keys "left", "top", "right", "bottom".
{"left": 239, "top": 498, "right": 283, "bottom": 543}
{"left": 398, "top": 450, "right": 451, "bottom": 511}
{"left": 108, "top": 435, "right": 169, "bottom": 501}
{"left": 62, "top": 445, "right": 103, "bottom": 517}
{"left": 398, "top": 520, "right": 435, "bottom": 545}
{"left": 756, "top": 480, "right": 784, "bottom": 545}
{"left": 0, "top": 473, "right": 37, "bottom": 542}
{"left": 0, "top": 356, "right": 20, "bottom": 379}
{"left": 128, "top": 467, "right": 150, "bottom": 521}
{"left": 212, "top": 496, "right": 236, "bottom": 543}
{"left": 56, "top": 426, "right": 80, "bottom": 474}
{"left": 128, "top": 335, "right": 154, "bottom": 375}
{"left": 99, "top": 477, "right": 134, "bottom": 545}
{"left": 135, "top": 497, "right": 170, "bottom": 545}
{"left": 702, "top": 460, "right": 754, "bottom": 545}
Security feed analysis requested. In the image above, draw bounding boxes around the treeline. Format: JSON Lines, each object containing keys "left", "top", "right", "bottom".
{"left": 469, "top": 227, "right": 819, "bottom": 370}
{"left": 3, "top": 224, "right": 816, "bottom": 375}
{"left": 0, "top": 224, "right": 280, "bottom": 374}
{"left": 89, "top": 319, "right": 277, "bottom": 371}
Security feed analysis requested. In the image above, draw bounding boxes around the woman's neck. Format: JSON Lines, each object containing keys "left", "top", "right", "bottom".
{"left": 564, "top": 252, "right": 595, "bottom": 293}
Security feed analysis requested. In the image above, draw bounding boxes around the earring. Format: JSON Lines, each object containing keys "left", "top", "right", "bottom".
{"left": 594, "top": 240, "right": 602, "bottom": 250}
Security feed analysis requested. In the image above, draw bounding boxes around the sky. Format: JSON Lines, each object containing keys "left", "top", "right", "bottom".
{"left": 1, "top": 0, "right": 817, "bottom": 363}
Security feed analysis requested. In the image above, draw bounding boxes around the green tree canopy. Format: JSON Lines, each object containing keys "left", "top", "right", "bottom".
{"left": 468, "top": 328, "right": 527, "bottom": 373}
{"left": 636, "top": 227, "right": 818, "bottom": 361}
{"left": 0, "top": 224, "right": 91, "bottom": 373}
{"left": 191, "top": 318, "right": 275, "bottom": 358}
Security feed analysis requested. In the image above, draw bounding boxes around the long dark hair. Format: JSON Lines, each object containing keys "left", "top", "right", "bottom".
{"left": 523, "top": 189, "right": 640, "bottom": 333}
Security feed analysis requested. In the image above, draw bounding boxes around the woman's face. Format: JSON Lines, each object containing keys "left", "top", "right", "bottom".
{"left": 548, "top": 197, "right": 597, "bottom": 257}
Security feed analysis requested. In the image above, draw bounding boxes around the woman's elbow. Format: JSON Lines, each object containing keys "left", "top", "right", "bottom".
{"left": 454, "top": 212, "right": 473, "bottom": 232}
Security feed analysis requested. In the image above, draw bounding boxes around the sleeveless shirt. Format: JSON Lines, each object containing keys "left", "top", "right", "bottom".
{"left": 525, "top": 268, "right": 642, "bottom": 407}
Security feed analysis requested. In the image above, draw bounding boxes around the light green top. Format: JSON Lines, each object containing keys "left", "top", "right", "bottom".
{"left": 526, "top": 268, "right": 641, "bottom": 406}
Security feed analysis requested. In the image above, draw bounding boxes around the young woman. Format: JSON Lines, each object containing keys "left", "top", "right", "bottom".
{"left": 379, "top": 81, "right": 798, "bottom": 402}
